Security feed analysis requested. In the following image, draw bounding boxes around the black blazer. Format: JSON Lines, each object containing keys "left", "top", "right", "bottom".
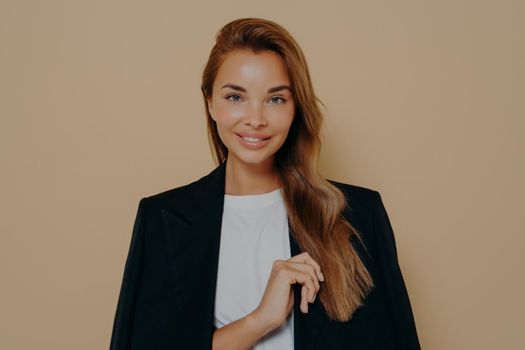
{"left": 110, "top": 161, "right": 421, "bottom": 349}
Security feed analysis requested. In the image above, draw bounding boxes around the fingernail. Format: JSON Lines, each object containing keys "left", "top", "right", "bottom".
{"left": 319, "top": 272, "right": 325, "bottom": 282}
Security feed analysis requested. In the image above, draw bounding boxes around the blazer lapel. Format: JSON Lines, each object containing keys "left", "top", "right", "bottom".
{"left": 289, "top": 224, "right": 330, "bottom": 350}
{"left": 162, "top": 161, "right": 329, "bottom": 349}
{"left": 160, "top": 162, "right": 226, "bottom": 346}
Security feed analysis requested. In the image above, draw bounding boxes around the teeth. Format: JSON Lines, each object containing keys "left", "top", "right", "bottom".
{"left": 243, "top": 136, "right": 266, "bottom": 142}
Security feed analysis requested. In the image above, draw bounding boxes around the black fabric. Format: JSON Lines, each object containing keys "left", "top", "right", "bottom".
{"left": 109, "top": 161, "right": 421, "bottom": 349}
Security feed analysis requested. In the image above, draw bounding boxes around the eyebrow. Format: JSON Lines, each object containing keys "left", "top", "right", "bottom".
{"left": 221, "top": 83, "right": 291, "bottom": 94}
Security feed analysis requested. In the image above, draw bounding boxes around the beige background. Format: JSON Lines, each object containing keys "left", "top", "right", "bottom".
{"left": 1, "top": 0, "right": 523, "bottom": 349}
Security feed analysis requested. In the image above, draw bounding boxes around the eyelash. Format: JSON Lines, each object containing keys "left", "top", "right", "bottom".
{"left": 225, "top": 94, "right": 287, "bottom": 104}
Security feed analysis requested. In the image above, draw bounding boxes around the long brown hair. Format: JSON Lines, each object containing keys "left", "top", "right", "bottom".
{"left": 200, "top": 18, "right": 373, "bottom": 321}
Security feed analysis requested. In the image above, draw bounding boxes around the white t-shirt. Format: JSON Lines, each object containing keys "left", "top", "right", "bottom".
{"left": 214, "top": 187, "right": 294, "bottom": 349}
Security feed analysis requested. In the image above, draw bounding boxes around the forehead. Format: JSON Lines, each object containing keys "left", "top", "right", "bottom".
{"left": 214, "top": 49, "right": 290, "bottom": 86}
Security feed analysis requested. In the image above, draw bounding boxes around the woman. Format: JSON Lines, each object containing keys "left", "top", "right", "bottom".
{"left": 110, "top": 18, "right": 421, "bottom": 350}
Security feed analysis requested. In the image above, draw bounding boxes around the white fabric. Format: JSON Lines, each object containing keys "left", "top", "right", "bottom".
{"left": 214, "top": 187, "right": 294, "bottom": 349}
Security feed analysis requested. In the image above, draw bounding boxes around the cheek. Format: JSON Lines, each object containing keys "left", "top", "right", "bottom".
{"left": 270, "top": 107, "right": 295, "bottom": 133}
{"left": 214, "top": 103, "right": 245, "bottom": 126}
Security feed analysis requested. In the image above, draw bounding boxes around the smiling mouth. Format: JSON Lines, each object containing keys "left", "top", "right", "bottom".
{"left": 236, "top": 134, "right": 271, "bottom": 142}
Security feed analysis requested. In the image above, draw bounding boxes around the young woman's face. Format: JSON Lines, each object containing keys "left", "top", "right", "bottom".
{"left": 207, "top": 49, "right": 295, "bottom": 169}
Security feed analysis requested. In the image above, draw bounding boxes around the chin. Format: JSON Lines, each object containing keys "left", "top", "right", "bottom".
{"left": 239, "top": 155, "right": 273, "bottom": 165}
{"left": 229, "top": 150, "right": 275, "bottom": 167}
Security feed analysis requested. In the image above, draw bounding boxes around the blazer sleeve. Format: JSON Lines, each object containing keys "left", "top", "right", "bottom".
{"left": 109, "top": 198, "right": 146, "bottom": 350}
{"left": 372, "top": 191, "right": 421, "bottom": 349}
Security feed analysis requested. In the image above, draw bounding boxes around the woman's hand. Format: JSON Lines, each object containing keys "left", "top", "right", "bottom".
{"left": 212, "top": 252, "right": 324, "bottom": 349}
{"left": 251, "top": 252, "right": 325, "bottom": 335}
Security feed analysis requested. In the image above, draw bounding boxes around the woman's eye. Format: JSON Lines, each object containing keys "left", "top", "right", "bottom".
{"left": 225, "top": 95, "right": 286, "bottom": 104}
{"left": 226, "top": 94, "right": 242, "bottom": 103}
{"left": 270, "top": 96, "right": 286, "bottom": 104}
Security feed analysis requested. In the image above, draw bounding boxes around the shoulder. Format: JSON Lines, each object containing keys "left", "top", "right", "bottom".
{"left": 326, "top": 179, "right": 387, "bottom": 259}
{"left": 327, "top": 178, "right": 378, "bottom": 199}
{"left": 138, "top": 167, "right": 220, "bottom": 213}
{"left": 142, "top": 179, "right": 201, "bottom": 207}
{"left": 327, "top": 178, "right": 380, "bottom": 215}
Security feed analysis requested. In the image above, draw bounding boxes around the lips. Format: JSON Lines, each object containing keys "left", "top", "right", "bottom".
{"left": 235, "top": 133, "right": 272, "bottom": 149}
{"left": 235, "top": 133, "right": 271, "bottom": 142}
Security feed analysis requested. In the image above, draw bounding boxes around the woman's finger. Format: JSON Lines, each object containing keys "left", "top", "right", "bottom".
{"left": 301, "top": 285, "right": 308, "bottom": 313}
{"left": 284, "top": 267, "right": 318, "bottom": 312}
{"left": 286, "top": 261, "right": 321, "bottom": 293}
{"left": 289, "top": 252, "right": 324, "bottom": 282}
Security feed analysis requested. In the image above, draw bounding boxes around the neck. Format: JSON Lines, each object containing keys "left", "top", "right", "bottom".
{"left": 224, "top": 156, "right": 281, "bottom": 195}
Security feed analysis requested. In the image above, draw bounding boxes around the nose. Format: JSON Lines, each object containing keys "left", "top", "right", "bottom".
{"left": 245, "top": 103, "right": 267, "bottom": 128}
{"left": 247, "top": 119, "right": 267, "bottom": 128}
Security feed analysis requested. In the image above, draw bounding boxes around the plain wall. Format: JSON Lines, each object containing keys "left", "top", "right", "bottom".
{"left": 1, "top": 0, "right": 523, "bottom": 349}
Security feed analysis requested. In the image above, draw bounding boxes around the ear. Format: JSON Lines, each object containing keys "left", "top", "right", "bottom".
{"left": 207, "top": 98, "right": 216, "bottom": 121}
